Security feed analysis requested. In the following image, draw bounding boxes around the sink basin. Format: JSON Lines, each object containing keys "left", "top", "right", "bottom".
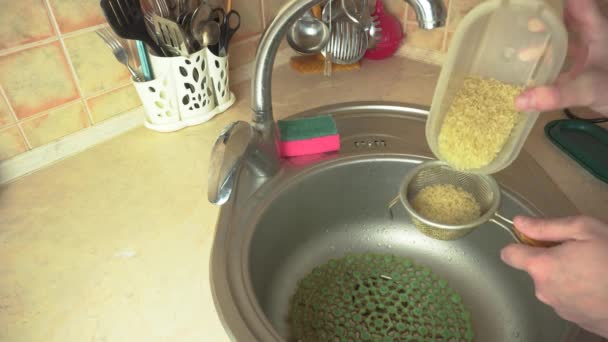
{"left": 210, "top": 103, "right": 579, "bottom": 341}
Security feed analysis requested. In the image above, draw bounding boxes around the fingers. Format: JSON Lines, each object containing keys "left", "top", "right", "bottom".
{"left": 515, "top": 70, "right": 604, "bottom": 112}
{"left": 513, "top": 216, "right": 596, "bottom": 242}
{"left": 501, "top": 244, "right": 558, "bottom": 306}
{"left": 500, "top": 244, "right": 545, "bottom": 272}
{"left": 565, "top": 0, "right": 607, "bottom": 39}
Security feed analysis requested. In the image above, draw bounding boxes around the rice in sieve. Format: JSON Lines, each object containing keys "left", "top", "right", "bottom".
{"left": 389, "top": 160, "right": 557, "bottom": 247}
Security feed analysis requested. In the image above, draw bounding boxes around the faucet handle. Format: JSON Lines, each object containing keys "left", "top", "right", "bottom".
{"left": 208, "top": 121, "right": 253, "bottom": 205}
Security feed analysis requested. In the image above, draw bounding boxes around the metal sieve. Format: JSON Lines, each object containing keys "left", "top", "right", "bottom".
{"left": 389, "top": 161, "right": 555, "bottom": 247}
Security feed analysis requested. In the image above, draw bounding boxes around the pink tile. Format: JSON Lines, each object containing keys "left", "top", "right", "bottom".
{"left": 0, "top": 42, "right": 79, "bottom": 119}
{"left": 64, "top": 30, "right": 131, "bottom": 96}
{"left": 20, "top": 101, "right": 90, "bottom": 148}
{"left": 0, "top": 126, "right": 28, "bottom": 161}
{"left": 48, "top": 0, "right": 106, "bottom": 33}
{"left": 0, "top": 0, "right": 56, "bottom": 49}
{"left": 86, "top": 85, "right": 141, "bottom": 123}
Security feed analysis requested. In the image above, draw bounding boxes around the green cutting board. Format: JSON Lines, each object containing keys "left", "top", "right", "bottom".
{"left": 545, "top": 119, "right": 608, "bottom": 184}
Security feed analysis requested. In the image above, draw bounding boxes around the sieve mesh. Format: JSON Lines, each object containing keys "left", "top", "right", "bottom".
{"left": 400, "top": 161, "right": 501, "bottom": 241}
{"left": 288, "top": 253, "right": 474, "bottom": 341}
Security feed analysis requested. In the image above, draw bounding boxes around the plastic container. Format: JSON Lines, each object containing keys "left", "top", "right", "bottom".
{"left": 426, "top": 0, "right": 567, "bottom": 174}
{"left": 133, "top": 49, "right": 236, "bottom": 132}
{"left": 132, "top": 76, "right": 184, "bottom": 132}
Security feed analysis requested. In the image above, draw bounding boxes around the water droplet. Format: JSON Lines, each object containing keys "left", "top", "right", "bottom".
{"left": 387, "top": 245, "right": 392, "bottom": 249}
{"left": 377, "top": 243, "right": 382, "bottom": 247}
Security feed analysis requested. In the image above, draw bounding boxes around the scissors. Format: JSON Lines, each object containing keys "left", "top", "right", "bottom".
{"left": 209, "top": 7, "right": 240, "bottom": 56}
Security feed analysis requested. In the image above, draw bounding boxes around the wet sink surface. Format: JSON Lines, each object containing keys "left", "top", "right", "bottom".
{"left": 210, "top": 103, "right": 578, "bottom": 342}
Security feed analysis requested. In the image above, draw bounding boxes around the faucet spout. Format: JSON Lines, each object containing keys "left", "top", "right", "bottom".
{"left": 251, "top": 0, "right": 446, "bottom": 132}
{"left": 405, "top": 0, "right": 447, "bottom": 29}
{"left": 240, "top": 0, "right": 446, "bottom": 184}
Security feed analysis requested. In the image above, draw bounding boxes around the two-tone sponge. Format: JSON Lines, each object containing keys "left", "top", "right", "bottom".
{"left": 277, "top": 115, "right": 340, "bottom": 157}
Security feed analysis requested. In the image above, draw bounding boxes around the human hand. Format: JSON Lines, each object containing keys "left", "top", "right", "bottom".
{"left": 500, "top": 216, "right": 608, "bottom": 338}
{"left": 516, "top": 0, "right": 608, "bottom": 115}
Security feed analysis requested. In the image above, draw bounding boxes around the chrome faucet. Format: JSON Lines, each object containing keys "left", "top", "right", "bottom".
{"left": 208, "top": 0, "right": 446, "bottom": 205}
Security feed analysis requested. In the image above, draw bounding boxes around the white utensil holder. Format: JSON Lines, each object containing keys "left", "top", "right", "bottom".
{"left": 132, "top": 75, "right": 184, "bottom": 133}
{"left": 207, "top": 50, "right": 236, "bottom": 112}
{"left": 132, "top": 48, "right": 235, "bottom": 132}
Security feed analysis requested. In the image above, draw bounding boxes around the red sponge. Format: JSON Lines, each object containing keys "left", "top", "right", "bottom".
{"left": 277, "top": 115, "right": 341, "bottom": 157}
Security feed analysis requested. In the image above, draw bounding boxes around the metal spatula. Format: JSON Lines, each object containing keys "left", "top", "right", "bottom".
{"left": 152, "top": 14, "right": 191, "bottom": 56}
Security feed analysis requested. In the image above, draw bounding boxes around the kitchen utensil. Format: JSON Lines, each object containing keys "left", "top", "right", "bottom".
{"left": 225, "top": 0, "right": 232, "bottom": 11}
{"left": 341, "top": 0, "right": 372, "bottom": 28}
{"left": 321, "top": 0, "right": 343, "bottom": 22}
{"left": 218, "top": 10, "right": 240, "bottom": 56}
{"left": 426, "top": 0, "right": 567, "bottom": 175}
{"left": 136, "top": 40, "right": 153, "bottom": 80}
{"left": 287, "top": 5, "right": 330, "bottom": 55}
{"left": 165, "top": 0, "right": 178, "bottom": 17}
{"left": 153, "top": 14, "right": 191, "bottom": 56}
{"left": 545, "top": 119, "right": 608, "bottom": 184}
{"left": 96, "top": 28, "right": 143, "bottom": 81}
{"left": 322, "top": 17, "right": 368, "bottom": 65}
{"left": 389, "top": 160, "right": 558, "bottom": 247}
{"left": 323, "top": 0, "right": 333, "bottom": 77}
{"left": 364, "top": 0, "right": 402, "bottom": 59}
{"left": 190, "top": 3, "right": 219, "bottom": 49}
{"left": 154, "top": 0, "right": 171, "bottom": 17}
{"left": 208, "top": 7, "right": 225, "bottom": 55}
{"left": 99, "top": 0, "right": 163, "bottom": 55}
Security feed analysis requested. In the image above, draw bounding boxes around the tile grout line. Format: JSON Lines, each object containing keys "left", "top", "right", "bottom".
{"left": 42, "top": 0, "right": 96, "bottom": 126}
{"left": 0, "top": 37, "right": 59, "bottom": 57}
{"left": 86, "top": 81, "right": 134, "bottom": 100}
{"left": 59, "top": 23, "right": 110, "bottom": 39}
{"left": 0, "top": 24, "right": 109, "bottom": 58}
{"left": 0, "top": 84, "right": 32, "bottom": 149}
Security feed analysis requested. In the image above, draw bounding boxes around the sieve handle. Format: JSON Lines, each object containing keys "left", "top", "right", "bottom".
{"left": 491, "top": 213, "right": 559, "bottom": 248}
{"left": 387, "top": 196, "right": 400, "bottom": 220}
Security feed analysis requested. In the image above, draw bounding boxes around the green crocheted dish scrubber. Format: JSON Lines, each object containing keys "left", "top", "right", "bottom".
{"left": 288, "top": 253, "right": 474, "bottom": 341}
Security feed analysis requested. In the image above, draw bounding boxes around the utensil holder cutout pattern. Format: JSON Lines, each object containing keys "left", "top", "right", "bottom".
{"left": 132, "top": 48, "right": 236, "bottom": 132}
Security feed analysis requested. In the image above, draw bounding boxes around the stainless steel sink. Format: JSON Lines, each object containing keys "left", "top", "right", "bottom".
{"left": 210, "top": 103, "right": 581, "bottom": 341}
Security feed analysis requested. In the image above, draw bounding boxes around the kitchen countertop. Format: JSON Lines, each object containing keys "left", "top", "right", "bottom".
{"left": 1, "top": 57, "right": 606, "bottom": 342}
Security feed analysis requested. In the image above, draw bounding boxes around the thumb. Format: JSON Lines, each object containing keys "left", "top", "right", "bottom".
{"left": 513, "top": 216, "right": 592, "bottom": 242}
{"left": 500, "top": 244, "right": 545, "bottom": 272}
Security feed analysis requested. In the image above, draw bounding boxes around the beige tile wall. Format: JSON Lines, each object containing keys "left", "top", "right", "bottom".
{"left": 1, "top": 0, "right": 607, "bottom": 162}
{"left": 0, "top": 0, "right": 140, "bottom": 161}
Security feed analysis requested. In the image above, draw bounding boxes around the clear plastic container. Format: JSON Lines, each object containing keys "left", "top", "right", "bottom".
{"left": 426, "top": 0, "right": 568, "bottom": 174}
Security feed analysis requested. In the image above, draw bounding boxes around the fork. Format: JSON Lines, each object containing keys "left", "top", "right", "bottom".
{"left": 96, "top": 28, "right": 144, "bottom": 82}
